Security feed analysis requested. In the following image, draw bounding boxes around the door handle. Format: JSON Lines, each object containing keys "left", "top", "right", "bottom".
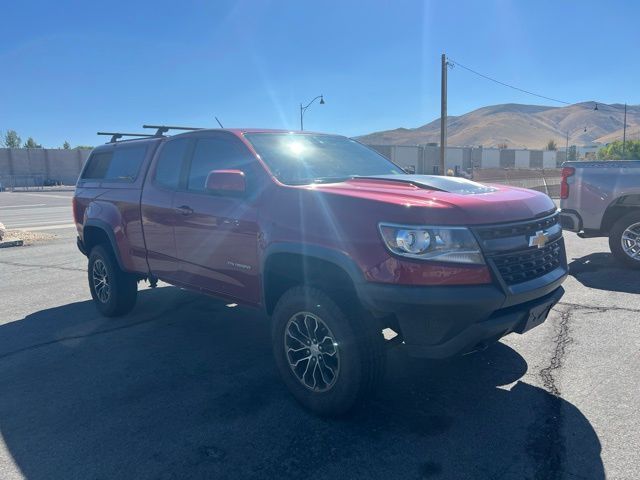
{"left": 176, "top": 205, "right": 194, "bottom": 216}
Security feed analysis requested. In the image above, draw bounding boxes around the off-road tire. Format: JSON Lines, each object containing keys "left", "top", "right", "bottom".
{"left": 609, "top": 211, "right": 640, "bottom": 269}
{"left": 272, "top": 286, "right": 385, "bottom": 416}
{"left": 88, "top": 245, "right": 138, "bottom": 316}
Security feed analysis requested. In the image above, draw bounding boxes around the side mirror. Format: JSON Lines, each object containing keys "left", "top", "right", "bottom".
{"left": 205, "top": 169, "right": 246, "bottom": 195}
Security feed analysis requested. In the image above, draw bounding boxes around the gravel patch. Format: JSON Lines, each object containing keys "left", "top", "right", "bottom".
{"left": 5, "top": 230, "right": 57, "bottom": 245}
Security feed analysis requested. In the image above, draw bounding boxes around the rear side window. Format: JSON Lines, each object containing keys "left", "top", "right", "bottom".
{"left": 82, "top": 145, "right": 147, "bottom": 181}
{"left": 82, "top": 152, "right": 112, "bottom": 179}
{"left": 187, "top": 137, "right": 254, "bottom": 192}
{"left": 154, "top": 138, "right": 191, "bottom": 189}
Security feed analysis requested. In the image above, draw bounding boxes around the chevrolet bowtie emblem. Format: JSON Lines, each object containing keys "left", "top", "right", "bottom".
{"left": 529, "top": 230, "right": 549, "bottom": 249}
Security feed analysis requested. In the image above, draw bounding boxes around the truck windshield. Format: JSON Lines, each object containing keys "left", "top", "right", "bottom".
{"left": 244, "top": 133, "right": 404, "bottom": 185}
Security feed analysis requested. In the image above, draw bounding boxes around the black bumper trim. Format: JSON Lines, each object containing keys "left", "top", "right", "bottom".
{"left": 356, "top": 276, "right": 566, "bottom": 359}
{"left": 402, "top": 286, "right": 564, "bottom": 358}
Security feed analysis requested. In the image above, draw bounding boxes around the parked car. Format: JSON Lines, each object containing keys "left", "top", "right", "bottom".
{"left": 73, "top": 127, "right": 567, "bottom": 415}
{"left": 560, "top": 160, "right": 640, "bottom": 268}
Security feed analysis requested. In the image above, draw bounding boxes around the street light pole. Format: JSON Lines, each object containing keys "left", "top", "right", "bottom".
{"left": 299, "top": 94, "right": 325, "bottom": 131}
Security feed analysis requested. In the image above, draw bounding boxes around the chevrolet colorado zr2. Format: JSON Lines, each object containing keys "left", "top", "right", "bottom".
{"left": 73, "top": 127, "right": 567, "bottom": 415}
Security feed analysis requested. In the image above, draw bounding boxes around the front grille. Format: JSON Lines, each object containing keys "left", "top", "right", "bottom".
{"left": 490, "top": 239, "right": 564, "bottom": 285}
{"left": 476, "top": 212, "right": 559, "bottom": 240}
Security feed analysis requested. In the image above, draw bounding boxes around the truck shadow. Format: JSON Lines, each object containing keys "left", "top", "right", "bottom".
{"left": 569, "top": 252, "right": 640, "bottom": 294}
{"left": 0, "top": 287, "right": 603, "bottom": 480}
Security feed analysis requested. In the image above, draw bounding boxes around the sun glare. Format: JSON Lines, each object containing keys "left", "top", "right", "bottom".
{"left": 287, "top": 141, "right": 305, "bottom": 155}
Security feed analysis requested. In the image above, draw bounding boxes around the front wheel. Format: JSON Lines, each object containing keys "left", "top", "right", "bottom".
{"left": 88, "top": 245, "right": 138, "bottom": 316}
{"left": 609, "top": 211, "right": 640, "bottom": 269}
{"left": 271, "top": 286, "right": 385, "bottom": 416}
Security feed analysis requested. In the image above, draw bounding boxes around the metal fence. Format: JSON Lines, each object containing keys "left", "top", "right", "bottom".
{"left": 472, "top": 168, "right": 562, "bottom": 198}
{"left": 0, "top": 175, "right": 46, "bottom": 192}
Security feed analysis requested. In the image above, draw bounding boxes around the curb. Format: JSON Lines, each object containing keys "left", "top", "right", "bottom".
{"left": 0, "top": 239, "right": 24, "bottom": 248}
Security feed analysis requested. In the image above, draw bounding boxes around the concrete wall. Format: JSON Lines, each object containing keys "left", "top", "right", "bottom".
{"left": 0, "top": 148, "right": 91, "bottom": 185}
{"left": 542, "top": 151, "right": 556, "bottom": 169}
{"left": 370, "top": 144, "right": 564, "bottom": 173}
{"left": 515, "top": 150, "right": 530, "bottom": 169}
{"left": 500, "top": 149, "right": 515, "bottom": 168}
{"left": 482, "top": 149, "right": 501, "bottom": 168}
{"left": 392, "top": 146, "right": 422, "bottom": 174}
{"left": 1, "top": 144, "right": 567, "bottom": 187}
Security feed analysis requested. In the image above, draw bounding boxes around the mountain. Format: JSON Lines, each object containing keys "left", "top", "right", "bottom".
{"left": 356, "top": 102, "right": 640, "bottom": 149}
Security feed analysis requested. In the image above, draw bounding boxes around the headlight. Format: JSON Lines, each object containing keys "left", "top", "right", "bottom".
{"left": 378, "top": 223, "right": 485, "bottom": 264}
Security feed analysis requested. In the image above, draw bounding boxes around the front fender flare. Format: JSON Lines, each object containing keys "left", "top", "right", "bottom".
{"left": 261, "top": 242, "right": 372, "bottom": 310}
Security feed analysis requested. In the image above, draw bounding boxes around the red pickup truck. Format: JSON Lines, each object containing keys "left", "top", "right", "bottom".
{"left": 74, "top": 127, "right": 567, "bottom": 415}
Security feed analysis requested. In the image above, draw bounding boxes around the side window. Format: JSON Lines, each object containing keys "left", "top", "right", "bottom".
{"left": 81, "top": 145, "right": 147, "bottom": 181}
{"left": 105, "top": 145, "right": 147, "bottom": 181}
{"left": 82, "top": 151, "right": 112, "bottom": 180}
{"left": 187, "top": 137, "right": 254, "bottom": 192}
{"left": 154, "top": 139, "right": 190, "bottom": 190}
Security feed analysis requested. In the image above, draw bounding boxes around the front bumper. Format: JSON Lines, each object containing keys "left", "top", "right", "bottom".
{"left": 357, "top": 266, "right": 566, "bottom": 359}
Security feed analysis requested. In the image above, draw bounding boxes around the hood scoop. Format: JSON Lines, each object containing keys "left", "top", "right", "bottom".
{"left": 355, "top": 175, "right": 498, "bottom": 195}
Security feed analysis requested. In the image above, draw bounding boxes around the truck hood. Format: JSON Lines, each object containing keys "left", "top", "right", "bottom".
{"left": 303, "top": 175, "right": 556, "bottom": 225}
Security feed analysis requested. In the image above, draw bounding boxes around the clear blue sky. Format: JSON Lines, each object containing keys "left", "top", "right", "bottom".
{"left": 1, "top": 0, "right": 638, "bottom": 147}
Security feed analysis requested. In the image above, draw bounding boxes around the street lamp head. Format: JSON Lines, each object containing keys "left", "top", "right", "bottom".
{"left": 319, "top": 95, "right": 325, "bottom": 105}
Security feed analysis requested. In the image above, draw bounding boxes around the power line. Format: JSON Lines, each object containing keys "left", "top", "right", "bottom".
{"left": 447, "top": 58, "right": 572, "bottom": 105}
{"left": 592, "top": 102, "right": 631, "bottom": 113}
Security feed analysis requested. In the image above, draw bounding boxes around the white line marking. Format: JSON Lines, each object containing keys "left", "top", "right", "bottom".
{"left": 6, "top": 218, "right": 73, "bottom": 227}
{"left": 16, "top": 223, "right": 76, "bottom": 231}
{"left": 0, "top": 204, "right": 47, "bottom": 209}
{"left": 13, "top": 193, "right": 73, "bottom": 199}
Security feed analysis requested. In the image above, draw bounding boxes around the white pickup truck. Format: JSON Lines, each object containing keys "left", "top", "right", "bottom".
{"left": 560, "top": 160, "right": 640, "bottom": 268}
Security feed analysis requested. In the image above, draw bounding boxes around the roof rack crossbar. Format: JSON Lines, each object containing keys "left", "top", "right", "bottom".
{"left": 97, "top": 132, "right": 157, "bottom": 143}
{"left": 142, "top": 125, "right": 205, "bottom": 136}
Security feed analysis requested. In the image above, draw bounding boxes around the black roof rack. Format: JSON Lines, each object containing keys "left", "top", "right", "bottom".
{"left": 97, "top": 132, "right": 156, "bottom": 143}
{"left": 142, "top": 125, "right": 205, "bottom": 136}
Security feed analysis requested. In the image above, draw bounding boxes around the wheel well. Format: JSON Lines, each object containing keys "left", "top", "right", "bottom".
{"left": 83, "top": 226, "right": 111, "bottom": 254}
{"left": 264, "top": 253, "right": 360, "bottom": 315}
{"left": 601, "top": 195, "right": 640, "bottom": 234}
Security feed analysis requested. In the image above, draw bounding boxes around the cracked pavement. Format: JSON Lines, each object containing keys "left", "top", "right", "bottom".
{"left": 1, "top": 198, "right": 639, "bottom": 479}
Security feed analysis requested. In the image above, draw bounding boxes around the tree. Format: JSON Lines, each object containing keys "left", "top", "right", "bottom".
{"left": 597, "top": 140, "right": 640, "bottom": 160}
{"left": 2, "top": 130, "right": 21, "bottom": 148}
{"left": 63, "top": 141, "right": 71, "bottom": 149}
{"left": 23, "top": 137, "right": 42, "bottom": 149}
{"left": 546, "top": 139, "right": 557, "bottom": 151}
{"left": 496, "top": 142, "right": 509, "bottom": 150}
{"left": 567, "top": 145, "right": 577, "bottom": 161}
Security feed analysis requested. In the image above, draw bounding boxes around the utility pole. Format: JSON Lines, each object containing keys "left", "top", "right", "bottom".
{"left": 566, "top": 131, "right": 569, "bottom": 161}
{"left": 440, "top": 53, "right": 447, "bottom": 175}
{"left": 623, "top": 102, "right": 627, "bottom": 158}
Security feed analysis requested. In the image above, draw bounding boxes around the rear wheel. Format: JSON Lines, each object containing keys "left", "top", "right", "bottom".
{"left": 272, "top": 286, "right": 385, "bottom": 416}
{"left": 88, "top": 245, "right": 138, "bottom": 316}
{"left": 609, "top": 211, "right": 640, "bottom": 269}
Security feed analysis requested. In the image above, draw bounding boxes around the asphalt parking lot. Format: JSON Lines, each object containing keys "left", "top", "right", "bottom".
{"left": 1, "top": 191, "right": 638, "bottom": 479}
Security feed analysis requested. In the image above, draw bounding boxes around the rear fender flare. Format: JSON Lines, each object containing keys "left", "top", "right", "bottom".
{"left": 83, "top": 218, "right": 126, "bottom": 271}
